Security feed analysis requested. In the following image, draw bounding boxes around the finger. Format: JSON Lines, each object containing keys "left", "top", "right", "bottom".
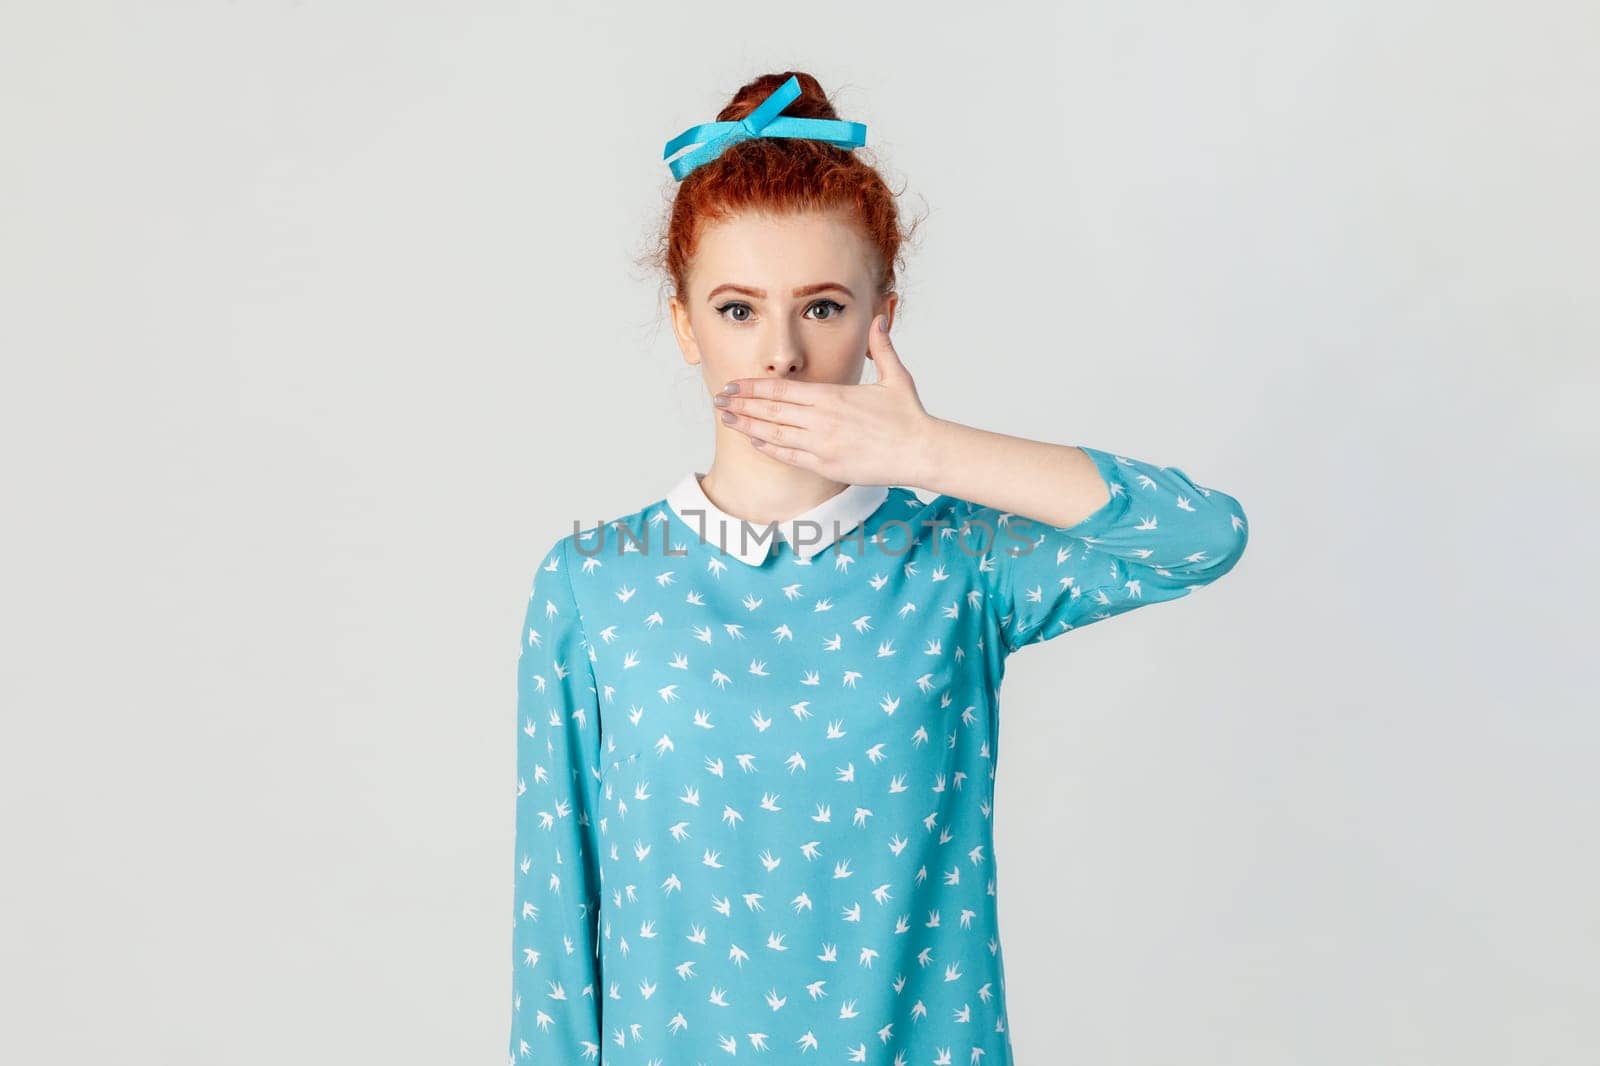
{"left": 724, "top": 409, "right": 821, "bottom": 458}
{"left": 720, "top": 376, "right": 826, "bottom": 405}
{"left": 866, "top": 314, "right": 910, "bottom": 384}
{"left": 748, "top": 432, "right": 819, "bottom": 472}
{"left": 718, "top": 392, "right": 823, "bottom": 431}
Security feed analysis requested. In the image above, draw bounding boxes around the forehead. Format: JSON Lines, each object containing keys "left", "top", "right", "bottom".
{"left": 690, "top": 211, "right": 874, "bottom": 293}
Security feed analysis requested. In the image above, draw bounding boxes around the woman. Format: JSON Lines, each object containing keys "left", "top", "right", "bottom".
{"left": 508, "top": 71, "right": 1248, "bottom": 1064}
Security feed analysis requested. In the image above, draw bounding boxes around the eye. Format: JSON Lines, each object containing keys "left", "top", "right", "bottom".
{"left": 712, "top": 299, "right": 848, "bottom": 324}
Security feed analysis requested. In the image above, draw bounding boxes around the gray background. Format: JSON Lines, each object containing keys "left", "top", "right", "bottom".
{"left": 3, "top": 2, "right": 1595, "bottom": 1063}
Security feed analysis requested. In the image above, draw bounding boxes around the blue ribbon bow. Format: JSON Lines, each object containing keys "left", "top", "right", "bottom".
{"left": 662, "top": 75, "right": 868, "bottom": 182}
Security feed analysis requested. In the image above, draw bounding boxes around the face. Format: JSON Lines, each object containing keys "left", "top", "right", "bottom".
{"left": 669, "top": 210, "right": 896, "bottom": 393}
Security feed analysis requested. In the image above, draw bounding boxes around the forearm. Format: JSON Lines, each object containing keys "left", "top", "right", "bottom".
{"left": 913, "top": 415, "right": 1112, "bottom": 530}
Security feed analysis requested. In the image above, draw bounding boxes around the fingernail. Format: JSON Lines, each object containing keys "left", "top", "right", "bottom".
{"left": 712, "top": 394, "right": 729, "bottom": 407}
{"left": 722, "top": 382, "right": 739, "bottom": 394}
{"left": 720, "top": 410, "right": 735, "bottom": 424}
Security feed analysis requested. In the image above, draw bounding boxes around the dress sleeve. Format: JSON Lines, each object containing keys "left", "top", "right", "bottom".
{"left": 941, "top": 445, "right": 1249, "bottom": 654}
{"left": 508, "top": 535, "right": 606, "bottom": 1062}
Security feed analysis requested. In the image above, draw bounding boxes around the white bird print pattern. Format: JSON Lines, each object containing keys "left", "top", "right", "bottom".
{"left": 509, "top": 447, "right": 1247, "bottom": 1063}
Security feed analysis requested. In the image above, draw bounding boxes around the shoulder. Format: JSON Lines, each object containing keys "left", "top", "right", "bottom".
{"left": 527, "top": 490, "right": 671, "bottom": 605}
{"left": 878, "top": 485, "right": 962, "bottom": 523}
{"left": 532, "top": 490, "right": 668, "bottom": 566}
{"left": 572, "top": 493, "right": 671, "bottom": 558}
{"left": 861, "top": 486, "right": 1011, "bottom": 562}
{"left": 879, "top": 487, "right": 1011, "bottom": 540}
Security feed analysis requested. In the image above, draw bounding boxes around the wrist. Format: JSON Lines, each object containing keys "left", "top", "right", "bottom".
{"left": 909, "top": 414, "right": 959, "bottom": 491}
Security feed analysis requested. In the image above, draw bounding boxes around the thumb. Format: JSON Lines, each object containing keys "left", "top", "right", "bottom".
{"left": 866, "top": 314, "right": 910, "bottom": 384}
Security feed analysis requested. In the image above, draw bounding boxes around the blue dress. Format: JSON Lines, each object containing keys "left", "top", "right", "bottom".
{"left": 508, "top": 446, "right": 1248, "bottom": 1064}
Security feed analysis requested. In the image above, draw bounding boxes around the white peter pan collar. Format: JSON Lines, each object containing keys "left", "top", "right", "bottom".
{"left": 665, "top": 471, "right": 889, "bottom": 567}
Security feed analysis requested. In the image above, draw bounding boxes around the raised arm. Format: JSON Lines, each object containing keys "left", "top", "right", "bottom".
{"left": 508, "top": 536, "right": 606, "bottom": 1061}
{"left": 920, "top": 423, "right": 1248, "bottom": 653}
{"left": 705, "top": 321, "right": 1247, "bottom": 652}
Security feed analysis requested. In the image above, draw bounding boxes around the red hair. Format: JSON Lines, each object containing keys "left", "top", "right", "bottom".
{"left": 646, "top": 71, "right": 925, "bottom": 316}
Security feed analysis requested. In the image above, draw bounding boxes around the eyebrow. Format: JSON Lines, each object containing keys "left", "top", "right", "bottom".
{"left": 706, "top": 282, "right": 855, "bottom": 302}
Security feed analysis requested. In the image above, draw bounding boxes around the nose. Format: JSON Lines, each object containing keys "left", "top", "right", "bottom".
{"left": 765, "top": 322, "right": 806, "bottom": 376}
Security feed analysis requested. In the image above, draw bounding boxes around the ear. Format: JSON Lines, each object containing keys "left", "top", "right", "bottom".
{"left": 669, "top": 293, "right": 703, "bottom": 367}
{"left": 879, "top": 292, "right": 899, "bottom": 332}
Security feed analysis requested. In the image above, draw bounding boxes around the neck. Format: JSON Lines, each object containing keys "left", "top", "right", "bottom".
{"left": 698, "top": 443, "right": 850, "bottom": 527}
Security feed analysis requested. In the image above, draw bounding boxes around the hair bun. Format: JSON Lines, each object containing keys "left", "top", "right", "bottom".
{"left": 645, "top": 70, "right": 926, "bottom": 325}
{"left": 718, "top": 71, "right": 840, "bottom": 123}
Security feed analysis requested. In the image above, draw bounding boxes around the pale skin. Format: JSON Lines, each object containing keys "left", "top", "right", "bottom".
{"left": 668, "top": 209, "right": 1112, "bottom": 531}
